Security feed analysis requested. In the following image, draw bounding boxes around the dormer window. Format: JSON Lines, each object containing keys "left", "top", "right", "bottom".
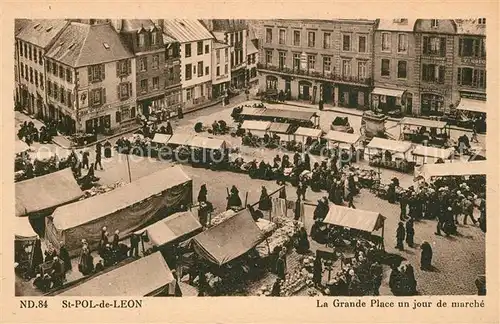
{"left": 139, "top": 33, "right": 145, "bottom": 47}
{"left": 478, "top": 18, "right": 486, "bottom": 25}
{"left": 151, "top": 32, "right": 157, "bottom": 45}
{"left": 431, "top": 19, "right": 439, "bottom": 28}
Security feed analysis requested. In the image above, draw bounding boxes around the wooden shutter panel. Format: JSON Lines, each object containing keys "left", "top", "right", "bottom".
{"left": 472, "top": 69, "right": 478, "bottom": 87}
{"left": 116, "top": 61, "right": 120, "bottom": 77}
{"left": 458, "top": 38, "right": 463, "bottom": 57}
{"left": 102, "top": 88, "right": 106, "bottom": 104}
{"left": 88, "top": 66, "right": 92, "bottom": 82}
{"left": 116, "top": 111, "right": 121, "bottom": 123}
{"left": 117, "top": 84, "right": 121, "bottom": 100}
{"left": 101, "top": 64, "right": 106, "bottom": 81}
{"left": 423, "top": 37, "right": 429, "bottom": 55}
{"left": 438, "top": 66, "right": 445, "bottom": 83}
{"left": 440, "top": 38, "right": 446, "bottom": 56}
{"left": 128, "top": 82, "right": 133, "bottom": 97}
{"left": 128, "top": 59, "right": 132, "bottom": 75}
{"left": 457, "top": 68, "right": 462, "bottom": 85}
{"left": 67, "top": 91, "right": 72, "bottom": 108}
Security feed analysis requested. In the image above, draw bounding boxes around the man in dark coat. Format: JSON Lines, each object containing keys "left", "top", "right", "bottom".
{"left": 271, "top": 279, "right": 282, "bottom": 296}
{"left": 275, "top": 251, "right": 287, "bottom": 280}
{"left": 294, "top": 197, "right": 302, "bottom": 221}
{"left": 405, "top": 263, "right": 417, "bottom": 295}
{"left": 94, "top": 147, "right": 103, "bottom": 170}
{"left": 58, "top": 242, "right": 72, "bottom": 273}
{"left": 389, "top": 265, "right": 403, "bottom": 296}
{"left": 31, "top": 236, "right": 44, "bottom": 275}
{"left": 405, "top": 219, "right": 415, "bottom": 248}
{"left": 295, "top": 227, "right": 310, "bottom": 254}
{"left": 82, "top": 150, "right": 90, "bottom": 169}
{"left": 420, "top": 241, "right": 433, "bottom": 271}
{"left": 396, "top": 222, "right": 405, "bottom": 250}
{"left": 258, "top": 186, "right": 272, "bottom": 211}
{"left": 197, "top": 184, "right": 208, "bottom": 203}
{"left": 112, "top": 230, "right": 120, "bottom": 250}
{"left": 370, "top": 261, "right": 383, "bottom": 296}
{"left": 399, "top": 190, "right": 408, "bottom": 220}
{"left": 313, "top": 199, "right": 328, "bottom": 222}
{"left": 129, "top": 234, "right": 140, "bottom": 258}
{"left": 278, "top": 183, "right": 287, "bottom": 199}
{"left": 166, "top": 121, "right": 173, "bottom": 135}
{"left": 313, "top": 257, "right": 323, "bottom": 287}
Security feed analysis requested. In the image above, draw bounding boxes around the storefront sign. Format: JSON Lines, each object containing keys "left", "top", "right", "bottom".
{"left": 460, "top": 92, "right": 486, "bottom": 101}
{"left": 420, "top": 87, "right": 446, "bottom": 95}
{"left": 461, "top": 57, "right": 486, "bottom": 66}
{"left": 300, "top": 52, "right": 308, "bottom": 70}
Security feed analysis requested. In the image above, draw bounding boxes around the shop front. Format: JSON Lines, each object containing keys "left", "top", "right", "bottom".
{"left": 298, "top": 80, "right": 313, "bottom": 101}
{"left": 371, "top": 87, "right": 406, "bottom": 115}
{"left": 265, "top": 75, "right": 278, "bottom": 90}
{"left": 339, "top": 85, "right": 368, "bottom": 109}
{"left": 231, "top": 66, "right": 246, "bottom": 89}
{"left": 85, "top": 114, "right": 111, "bottom": 134}
{"left": 321, "top": 82, "right": 335, "bottom": 104}
{"left": 138, "top": 94, "right": 166, "bottom": 118}
{"left": 420, "top": 93, "right": 444, "bottom": 116}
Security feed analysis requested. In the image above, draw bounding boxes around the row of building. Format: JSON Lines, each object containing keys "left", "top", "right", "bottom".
{"left": 254, "top": 19, "right": 486, "bottom": 116}
{"left": 14, "top": 19, "right": 260, "bottom": 134}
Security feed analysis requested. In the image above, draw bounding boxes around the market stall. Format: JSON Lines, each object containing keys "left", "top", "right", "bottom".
{"left": 454, "top": 98, "right": 486, "bottom": 132}
{"left": 262, "top": 109, "right": 319, "bottom": 128}
{"left": 240, "top": 120, "right": 271, "bottom": 138}
{"left": 150, "top": 133, "right": 172, "bottom": 154}
{"left": 188, "top": 136, "right": 231, "bottom": 168}
{"left": 414, "top": 160, "right": 487, "bottom": 182}
{"left": 267, "top": 122, "right": 294, "bottom": 137}
{"left": 167, "top": 133, "right": 195, "bottom": 148}
{"left": 365, "top": 137, "right": 414, "bottom": 173}
{"left": 57, "top": 252, "right": 176, "bottom": 296}
{"left": 323, "top": 130, "right": 362, "bottom": 151}
{"left": 399, "top": 117, "right": 450, "bottom": 146}
{"left": 323, "top": 204, "right": 386, "bottom": 250}
{"left": 412, "top": 145, "right": 454, "bottom": 166}
{"left": 15, "top": 140, "right": 30, "bottom": 155}
{"left": 238, "top": 107, "right": 267, "bottom": 120}
{"left": 292, "top": 127, "right": 323, "bottom": 145}
{"left": 45, "top": 166, "right": 193, "bottom": 257}
{"left": 15, "top": 216, "right": 38, "bottom": 279}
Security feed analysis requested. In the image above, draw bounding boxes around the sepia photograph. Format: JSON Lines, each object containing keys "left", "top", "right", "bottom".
{"left": 13, "top": 18, "right": 487, "bottom": 299}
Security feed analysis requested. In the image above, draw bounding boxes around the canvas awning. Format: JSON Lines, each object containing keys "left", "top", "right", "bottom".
{"left": 241, "top": 120, "right": 271, "bottom": 131}
{"left": 456, "top": 98, "right": 486, "bottom": 114}
{"left": 15, "top": 216, "right": 37, "bottom": 241}
{"left": 191, "top": 209, "right": 265, "bottom": 266}
{"left": 15, "top": 140, "right": 29, "bottom": 155}
{"left": 188, "top": 136, "right": 229, "bottom": 150}
{"left": 152, "top": 133, "right": 172, "bottom": 144}
{"left": 323, "top": 204, "right": 386, "bottom": 233}
{"left": 135, "top": 210, "right": 202, "bottom": 247}
{"left": 372, "top": 87, "right": 405, "bottom": 98}
{"left": 263, "top": 109, "right": 316, "bottom": 121}
{"left": 400, "top": 117, "right": 448, "bottom": 129}
{"left": 58, "top": 252, "right": 175, "bottom": 296}
{"left": 415, "top": 161, "right": 487, "bottom": 181}
{"left": 294, "top": 127, "right": 322, "bottom": 138}
{"left": 412, "top": 145, "right": 454, "bottom": 159}
{"left": 366, "top": 137, "right": 413, "bottom": 153}
{"left": 240, "top": 107, "right": 267, "bottom": 116}
{"left": 167, "top": 133, "right": 194, "bottom": 146}
{"left": 268, "top": 122, "right": 292, "bottom": 134}
{"left": 15, "top": 168, "right": 83, "bottom": 217}
{"left": 323, "top": 130, "right": 361, "bottom": 145}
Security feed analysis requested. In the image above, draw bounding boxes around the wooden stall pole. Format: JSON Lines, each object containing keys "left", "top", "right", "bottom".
{"left": 244, "top": 191, "right": 249, "bottom": 207}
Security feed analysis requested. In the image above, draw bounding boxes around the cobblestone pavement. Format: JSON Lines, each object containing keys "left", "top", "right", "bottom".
{"left": 15, "top": 99, "right": 485, "bottom": 296}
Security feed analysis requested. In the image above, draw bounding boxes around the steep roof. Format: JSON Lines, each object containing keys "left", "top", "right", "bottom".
{"left": 121, "top": 19, "right": 156, "bottom": 33}
{"left": 46, "top": 22, "right": 133, "bottom": 67}
{"left": 454, "top": 19, "right": 486, "bottom": 36}
{"left": 16, "top": 19, "right": 69, "bottom": 49}
{"left": 162, "top": 19, "right": 213, "bottom": 43}
{"left": 204, "top": 19, "right": 247, "bottom": 32}
{"left": 15, "top": 19, "right": 31, "bottom": 36}
{"left": 376, "top": 19, "right": 417, "bottom": 32}
{"left": 213, "top": 41, "right": 229, "bottom": 49}
{"left": 247, "top": 38, "right": 258, "bottom": 55}
{"left": 162, "top": 33, "right": 178, "bottom": 44}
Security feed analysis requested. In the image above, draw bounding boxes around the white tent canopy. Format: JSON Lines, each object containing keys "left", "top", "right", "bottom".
{"left": 240, "top": 120, "right": 271, "bottom": 131}
{"left": 412, "top": 145, "right": 454, "bottom": 159}
{"left": 366, "top": 137, "right": 413, "bottom": 153}
{"left": 152, "top": 133, "right": 172, "bottom": 145}
{"left": 323, "top": 130, "right": 361, "bottom": 145}
{"left": 294, "top": 127, "right": 322, "bottom": 138}
{"left": 372, "top": 87, "right": 405, "bottom": 98}
{"left": 456, "top": 98, "right": 486, "bottom": 114}
{"left": 415, "top": 161, "right": 487, "bottom": 181}
{"left": 15, "top": 216, "right": 37, "bottom": 241}
{"left": 400, "top": 117, "right": 448, "bottom": 129}
{"left": 323, "top": 204, "right": 385, "bottom": 233}
{"left": 15, "top": 140, "right": 29, "bottom": 155}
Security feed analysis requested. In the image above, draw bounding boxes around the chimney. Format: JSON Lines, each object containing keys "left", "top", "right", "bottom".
{"left": 156, "top": 19, "right": 164, "bottom": 32}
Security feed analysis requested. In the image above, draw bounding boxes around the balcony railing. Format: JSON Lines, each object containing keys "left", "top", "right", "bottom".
{"left": 257, "top": 63, "right": 373, "bottom": 86}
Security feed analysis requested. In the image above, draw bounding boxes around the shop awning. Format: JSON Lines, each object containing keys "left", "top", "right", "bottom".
{"left": 415, "top": 161, "right": 487, "bottom": 181}
{"left": 188, "top": 136, "right": 229, "bottom": 150}
{"left": 400, "top": 117, "right": 448, "bottom": 129}
{"left": 294, "top": 127, "right": 322, "bottom": 138}
{"left": 240, "top": 107, "right": 267, "bottom": 116}
{"left": 263, "top": 109, "right": 316, "bottom": 121}
{"left": 323, "top": 130, "right": 361, "bottom": 145}
{"left": 323, "top": 204, "right": 386, "bottom": 233}
{"left": 241, "top": 120, "right": 271, "bottom": 131}
{"left": 15, "top": 216, "right": 37, "bottom": 241}
{"left": 372, "top": 87, "right": 405, "bottom": 98}
{"left": 167, "top": 133, "right": 194, "bottom": 146}
{"left": 268, "top": 122, "right": 292, "bottom": 134}
{"left": 456, "top": 98, "right": 486, "bottom": 114}
{"left": 152, "top": 133, "right": 172, "bottom": 144}
{"left": 15, "top": 168, "right": 83, "bottom": 217}
{"left": 15, "top": 140, "right": 29, "bottom": 155}
{"left": 412, "top": 145, "right": 454, "bottom": 159}
{"left": 366, "top": 137, "right": 413, "bottom": 153}
{"left": 190, "top": 209, "right": 265, "bottom": 266}
{"left": 58, "top": 252, "right": 174, "bottom": 296}
{"left": 135, "top": 210, "right": 202, "bottom": 247}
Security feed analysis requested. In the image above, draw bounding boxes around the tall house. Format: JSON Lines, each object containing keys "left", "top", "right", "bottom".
{"left": 14, "top": 19, "right": 31, "bottom": 106}
{"left": 162, "top": 33, "right": 183, "bottom": 116}
{"left": 45, "top": 22, "right": 135, "bottom": 134}
{"left": 373, "top": 19, "right": 418, "bottom": 115}
{"left": 452, "top": 18, "right": 486, "bottom": 114}
{"left": 203, "top": 19, "right": 248, "bottom": 88}
{"left": 16, "top": 19, "right": 70, "bottom": 117}
{"left": 246, "top": 38, "right": 259, "bottom": 86}
{"left": 414, "top": 19, "right": 456, "bottom": 116}
{"left": 257, "top": 19, "right": 376, "bottom": 109}
{"left": 211, "top": 41, "right": 231, "bottom": 99}
{"left": 162, "top": 19, "right": 214, "bottom": 110}
{"left": 116, "top": 20, "right": 172, "bottom": 117}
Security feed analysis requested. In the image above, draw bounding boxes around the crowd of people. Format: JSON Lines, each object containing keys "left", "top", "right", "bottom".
{"left": 17, "top": 121, "right": 55, "bottom": 146}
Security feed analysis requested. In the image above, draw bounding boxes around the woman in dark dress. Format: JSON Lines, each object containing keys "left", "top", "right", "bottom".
{"left": 31, "top": 236, "right": 44, "bottom": 275}
{"left": 258, "top": 186, "right": 272, "bottom": 211}
{"left": 271, "top": 279, "right": 282, "bottom": 296}
{"left": 226, "top": 185, "right": 242, "bottom": 209}
{"left": 295, "top": 227, "right": 310, "bottom": 254}
{"left": 275, "top": 252, "right": 287, "bottom": 280}
{"left": 420, "top": 241, "right": 433, "bottom": 270}
{"left": 313, "top": 257, "right": 323, "bottom": 287}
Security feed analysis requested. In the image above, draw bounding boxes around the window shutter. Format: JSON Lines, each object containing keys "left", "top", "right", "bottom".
{"left": 128, "top": 59, "right": 132, "bottom": 75}
{"left": 458, "top": 38, "right": 463, "bottom": 57}
{"left": 101, "top": 64, "right": 106, "bottom": 81}
{"left": 423, "top": 37, "right": 429, "bottom": 54}
{"left": 128, "top": 82, "right": 133, "bottom": 97}
{"left": 67, "top": 91, "right": 72, "bottom": 108}
{"left": 88, "top": 66, "right": 92, "bottom": 82}
{"left": 457, "top": 68, "right": 462, "bottom": 85}
{"left": 102, "top": 88, "right": 106, "bottom": 104}
{"left": 438, "top": 66, "right": 445, "bottom": 83}
{"left": 472, "top": 69, "right": 478, "bottom": 87}
{"left": 116, "top": 111, "right": 122, "bottom": 123}
{"left": 117, "top": 84, "right": 121, "bottom": 100}
{"left": 116, "top": 61, "right": 120, "bottom": 77}
{"left": 440, "top": 38, "right": 446, "bottom": 56}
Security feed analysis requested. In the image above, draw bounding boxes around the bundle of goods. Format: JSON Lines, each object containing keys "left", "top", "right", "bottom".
{"left": 369, "top": 158, "right": 415, "bottom": 174}
{"left": 256, "top": 218, "right": 278, "bottom": 236}
{"left": 209, "top": 209, "right": 237, "bottom": 227}
{"left": 255, "top": 217, "right": 302, "bottom": 258}
{"left": 80, "top": 181, "right": 126, "bottom": 199}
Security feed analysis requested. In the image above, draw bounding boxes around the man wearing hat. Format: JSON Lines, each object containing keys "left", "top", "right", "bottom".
{"left": 395, "top": 222, "right": 405, "bottom": 250}
{"left": 112, "top": 230, "right": 120, "bottom": 250}
{"left": 59, "top": 241, "right": 72, "bottom": 273}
